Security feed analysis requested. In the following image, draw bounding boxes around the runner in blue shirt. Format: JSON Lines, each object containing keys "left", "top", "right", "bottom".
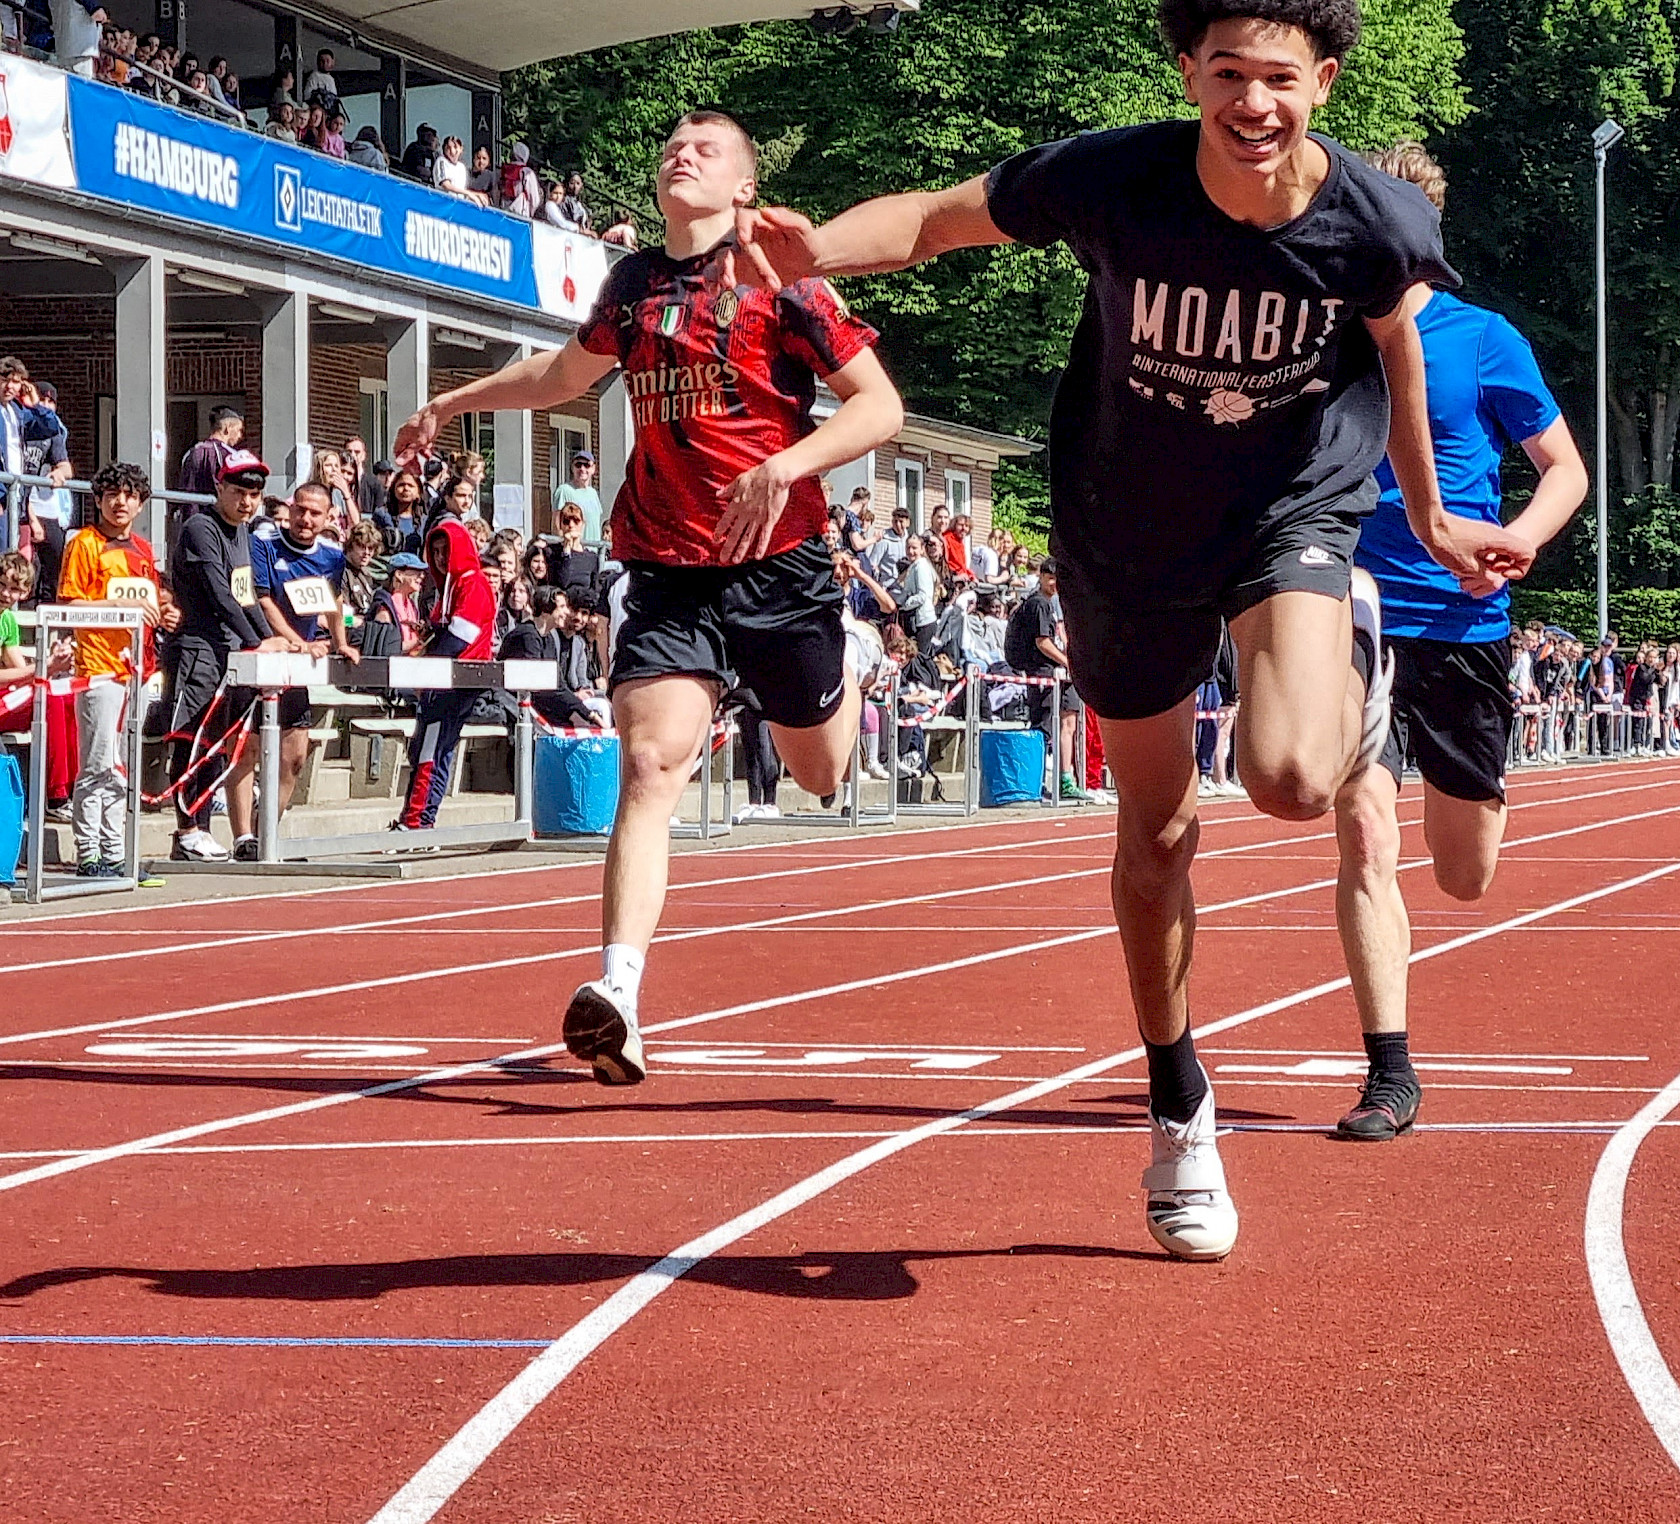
{"left": 246, "top": 481, "right": 359, "bottom": 860}
{"left": 1334, "top": 142, "right": 1589, "bottom": 1140}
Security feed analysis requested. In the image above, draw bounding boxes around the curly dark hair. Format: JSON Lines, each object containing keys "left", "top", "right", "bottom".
{"left": 90, "top": 461, "right": 152, "bottom": 501}
{"left": 1159, "top": 0, "right": 1362, "bottom": 61}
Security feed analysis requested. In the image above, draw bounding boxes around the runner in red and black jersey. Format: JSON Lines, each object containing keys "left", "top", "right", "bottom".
{"left": 394, "top": 108, "right": 905, "bottom": 1087}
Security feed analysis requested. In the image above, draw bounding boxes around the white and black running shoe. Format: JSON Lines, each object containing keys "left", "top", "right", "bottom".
{"left": 1350, "top": 567, "right": 1396, "bottom": 774}
{"left": 563, "top": 980, "right": 646, "bottom": 1086}
{"left": 1142, "top": 1080, "right": 1239, "bottom": 1261}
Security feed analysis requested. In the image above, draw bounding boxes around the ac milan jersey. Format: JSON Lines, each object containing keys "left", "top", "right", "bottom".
{"left": 578, "top": 241, "right": 877, "bottom": 567}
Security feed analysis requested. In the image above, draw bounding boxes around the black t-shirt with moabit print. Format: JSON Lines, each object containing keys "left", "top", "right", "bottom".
{"left": 986, "top": 120, "right": 1458, "bottom": 598}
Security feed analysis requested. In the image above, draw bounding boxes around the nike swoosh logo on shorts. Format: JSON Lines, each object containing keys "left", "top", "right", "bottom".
{"left": 1299, "top": 546, "right": 1334, "bottom": 566}
{"left": 819, "top": 681, "right": 845, "bottom": 707}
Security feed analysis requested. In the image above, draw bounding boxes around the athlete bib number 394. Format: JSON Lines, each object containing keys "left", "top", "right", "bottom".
{"left": 284, "top": 577, "right": 337, "bottom": 617}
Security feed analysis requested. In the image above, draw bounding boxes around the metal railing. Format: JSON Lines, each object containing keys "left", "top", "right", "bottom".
{"left": 1, "top": 470, "right": 213, "bottom": 560}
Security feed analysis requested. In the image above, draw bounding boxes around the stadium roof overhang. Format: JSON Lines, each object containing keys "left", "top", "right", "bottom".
{"left": 324, "top": 0, "right": 918, "bottom": 77}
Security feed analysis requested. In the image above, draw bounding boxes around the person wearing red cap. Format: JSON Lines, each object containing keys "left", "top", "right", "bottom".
{"left": 159, "top": 448, "right": 298, "bottom": 861}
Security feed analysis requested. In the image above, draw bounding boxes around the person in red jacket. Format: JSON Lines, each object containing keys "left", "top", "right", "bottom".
{"left": 395, "top": 519, "right": 496, "bottom": 830}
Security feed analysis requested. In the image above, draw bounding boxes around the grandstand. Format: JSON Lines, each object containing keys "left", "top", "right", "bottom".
{"left": 0, "top": 0, "right": 920, "bottom": 544}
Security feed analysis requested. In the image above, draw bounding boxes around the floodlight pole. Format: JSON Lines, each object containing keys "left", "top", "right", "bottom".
{"left": 1594, "top": 119, "right": 1624, "bottom": 641}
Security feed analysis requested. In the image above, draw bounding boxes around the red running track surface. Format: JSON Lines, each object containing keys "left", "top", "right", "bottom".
{"left": 3, "top": 757, "right": 1680, "bottom": 1521}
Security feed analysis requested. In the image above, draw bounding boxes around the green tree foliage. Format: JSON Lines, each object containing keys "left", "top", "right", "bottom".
{"left": 509, "top": 0, "right": 1470, "bottom": 446}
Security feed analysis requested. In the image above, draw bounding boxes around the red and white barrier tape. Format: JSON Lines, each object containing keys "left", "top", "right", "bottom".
{"left": 0, "top": 667, "right": 131, "bottom": 717}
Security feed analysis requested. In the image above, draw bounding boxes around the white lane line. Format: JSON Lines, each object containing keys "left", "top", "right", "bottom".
{"left": 9, "top": 767, "right": 1664, "bottom": 974}
{"left": 6, "top": 753, "right": 1664, "bottom": 933}
{"left": 1206, "top": 1048, "right": 1648, "bottom": 1062}
{"left": 11, "top": 1116, "right": 1680, "bottom": 1160}
{"left": 0, "top": 865, "right": 1427, "bottom": 1191}
{"left": 367, "top": 856, "right": 1680, "bottom": 1524}
{"left": 1586, "top": 1065, "right": 1680, "bottom": 1471}
{"left": 0, "top": 818, "right": 1334, "bottom": 1050}
{"left": 1, "top": 823, "right": 1130, "bottom": 975}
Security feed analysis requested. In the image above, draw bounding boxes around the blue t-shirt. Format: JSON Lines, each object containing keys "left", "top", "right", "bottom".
{"left": 250, "top": 528, "right": 346, "bottom": 644}
{"left": 1358, "top": 290, "right": 1560, "bottom": 643}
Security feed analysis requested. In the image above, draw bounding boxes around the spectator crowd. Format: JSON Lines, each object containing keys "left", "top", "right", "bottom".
{"left": 0, "top": 20, "right": 641, "bottom": 246}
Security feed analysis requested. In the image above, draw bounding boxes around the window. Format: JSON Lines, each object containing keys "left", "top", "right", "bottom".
{"left": 358, "top": 379, "right": 390, "bottom": 462}
{"left": 895, "top": 458, "right": 924, "bottom": 532}
{"left": 549, "top": 413, "right": 592, "bottom": 501}
{"left": 945, "top": 469, "right": 971, "bottom": 520}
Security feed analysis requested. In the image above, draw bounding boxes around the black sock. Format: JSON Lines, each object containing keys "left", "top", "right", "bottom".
{"left": 1145, "top": 1029, "right": 1209, "bottom": 1124}
{"left": 1363, "top": 1029, "right": 1414, "bottom": 1079}
{"left": 1351, "top": 625, "right": 1376, "bottom": 694}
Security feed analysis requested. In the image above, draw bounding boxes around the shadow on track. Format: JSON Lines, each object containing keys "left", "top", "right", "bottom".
{"left": 0, "top": 1242, "right": 1170, "bottom": 1306}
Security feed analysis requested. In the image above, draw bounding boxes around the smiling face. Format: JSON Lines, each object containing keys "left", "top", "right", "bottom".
{"left": 1181, "top": 20, "right": 1337, "bottom": 181}
{"left": 656, "top": 119, "right": 755, "bottom": 225}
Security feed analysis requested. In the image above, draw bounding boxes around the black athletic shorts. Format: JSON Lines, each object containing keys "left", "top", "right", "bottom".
{"left": 1378, "top": 635, "right": 1512, "bottom": 803}
{"left": 1027, "top": 673, "right": 1082, "bottom": 734}
{"left": 1058, "top": 499, "right": 1366, "bottom": 721}
{"left": 610, "top": 536, "right": 846, "bottom": 729}
{"left": 164, "top": 640, "right": 311, "bottom": 739}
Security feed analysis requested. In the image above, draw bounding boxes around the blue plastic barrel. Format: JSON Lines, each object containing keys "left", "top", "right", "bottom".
{"left": 979, "top": 728, "right": 1045, "bottom": 807}
{"left": 534, "top": 734, "right": 621, "bottom": 836}
{"left": 0, "top": 751, "right": 23, "bottom": 887}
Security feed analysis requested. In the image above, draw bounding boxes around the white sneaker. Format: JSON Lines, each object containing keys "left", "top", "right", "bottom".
{"left": 1197, "top": 776, "right": 1215, "bottom": 797}
{"left": 563, "top": 980, "right": 646, "bottom": 1086}
{"left": 865, "top": 761, "right": 890, "bottom": 780}
{"left": 757, "top": 802, "right": 782, "bottom": 819}
{"left": 171, "top": 828, "right": 230, "bottom": 862}
{"left": 1142, "top": 1080, "right": 1239, "bottom": 1261}
{"left": 731, "top": 804, "right": 763, "bottom": 824}
{"left": 1350, "top": 567, "right": 1395, "bottom": 773}
{"left": 1215, "top": 780, "right": 1247, "bottom": 798}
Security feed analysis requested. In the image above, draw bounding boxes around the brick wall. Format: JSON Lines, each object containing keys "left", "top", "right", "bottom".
{"left": 0, "top": 294, "right": 263, "bottom": 477}
{"left": 869, "top": 440, "right": 996, "bottom": 539}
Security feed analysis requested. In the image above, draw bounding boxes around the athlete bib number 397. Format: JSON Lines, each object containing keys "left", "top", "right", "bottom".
{"left": 284, "top": 577, "right": 337, "bottom": 617}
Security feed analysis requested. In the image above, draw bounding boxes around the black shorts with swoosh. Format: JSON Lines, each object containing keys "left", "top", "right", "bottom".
{"left": 610, "top": 536, "right": 846, "bottom": 729}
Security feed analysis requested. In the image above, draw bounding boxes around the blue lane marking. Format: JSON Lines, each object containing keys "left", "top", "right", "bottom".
{"left": 0, "top": 1335, "right": 551, "bottom": 1349}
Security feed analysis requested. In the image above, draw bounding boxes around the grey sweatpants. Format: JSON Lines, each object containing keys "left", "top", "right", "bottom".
{"left": 72, "top": 681, "right": 128, "bottom": 864}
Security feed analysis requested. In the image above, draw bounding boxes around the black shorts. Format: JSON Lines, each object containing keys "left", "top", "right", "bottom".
{"left": 1058, "top": 500, "right": 1366, "bottom": 721}
{"left": 1027, "top": 674, "right": 1082, "bottom": 733}
{"left": 610, "top": 537, "right": 846, "bottom": 729}
{"left": 1378, "top": 636, "right": 1512, "bottom": 803}
{"left": 163, "top": 641, "right": 311, "bottom": 739}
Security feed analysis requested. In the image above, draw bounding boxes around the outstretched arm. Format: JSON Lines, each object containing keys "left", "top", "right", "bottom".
{"left": 734, "top": 175, "right": 1009, "bottom": 289}
{"left": 392, "top": 340, "right": 618, "bottom": 466}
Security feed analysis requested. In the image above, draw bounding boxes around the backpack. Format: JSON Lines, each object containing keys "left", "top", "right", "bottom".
{"left": 500, "top": 164, "right": 537, "bottom": 216}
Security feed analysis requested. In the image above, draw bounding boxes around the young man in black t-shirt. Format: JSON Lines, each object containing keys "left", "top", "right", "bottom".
{"left": 733, "top": 0, "right": 1530, "bottom": 1262}
{"left": 1003, "top": 559, "right": 1086, "bottom": 798}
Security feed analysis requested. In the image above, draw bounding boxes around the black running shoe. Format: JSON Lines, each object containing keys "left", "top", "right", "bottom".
{"left": 1335, "top": 1069, "right": 1422, "bottom": 1141}
{"left": 232, "top": 837, "right": 259, "bottom": 862}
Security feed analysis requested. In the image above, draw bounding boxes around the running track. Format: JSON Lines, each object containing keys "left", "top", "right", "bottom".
{"left": 4, "top": 758, "right": 1680, "bottom": 1521}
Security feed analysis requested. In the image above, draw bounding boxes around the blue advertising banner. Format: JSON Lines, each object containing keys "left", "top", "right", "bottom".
{"left": 65, "top": 76, "right": 542, "bottom": 311}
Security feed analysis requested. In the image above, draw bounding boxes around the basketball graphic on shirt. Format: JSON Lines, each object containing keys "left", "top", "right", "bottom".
{"left": 1204, "top": 388, "right": 1256, "bottom": 425}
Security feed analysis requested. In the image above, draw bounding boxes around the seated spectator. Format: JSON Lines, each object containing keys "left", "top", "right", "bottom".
{"left": 222, "top": 71, "right": 243, "bottom": 114}
{"left": 265, "top": 101, "right": 299, "bottom": 142}
{"left": 466, "top": 145, "right": 497, "bottom": 200}
{"left": 298, "top": 101, "right": 329, "bottom": 151}
{"left": 834, "top": 547, "right": 896, "bottom": 625}
{"left": 821, "top": 517, "right": 843, "bottom": 553}
{"left": 559, "top": 170, "right": 592, "bottom": 232}
{"left": 342, "top": 520, "right": 383, "bottom": 643}
{"left": 348, "top": 126, "right": 389, "bottom": 172}
{"left": 301, "top": 48, "right": 336, "bottom": 105}
{"left": 541, "top": 180, "right": 578, "bottom": 229}
{"left": 499, "top": 585, "right": 601, "bottom": 726}
{"left": 320, "top": 107, "right": 349, "bottom": 161}
{"left": 270, "top": 65, "right": 299, "bottom": 110}
{"left": 524, "top": 538, "right": 554, "bottom": 588}
{"left": 965, "top": 590, "right": 1008, "bottom": 668}
{"left": 550, "top": 503, "right": 600, "bottom": 595}
{"left": 50, "top": 0, "right": 105, "bottom": 78}
{"left": 497, "top": 142, "right": 542, "bottom": 218}
{"left": 434, "top": 135, "right": 488, "bottom": 205}
{"left": 383, "top": 468, "right": 425, "bottom": 550}
{"left": 601, "top": 213, "right": 639, "bottom": 251}
{"left": 401, "top": 123, "right": 440, "bottom": 184}
{"left": 181, "top": 67, "right": 217, "bottom": 117}
{"left": 0, "top": 553, "right": 40, "bottom": 698}
{"left": 204, "top": 54, "right": 230, "bottom": 104}
{"left": 503, "top": 573, "right": 534, "bottom": 632}
{"left": 557, "top": 586, "right": 610, "bottom": 724}
{"left": 365, "top": 551, "right": 427, "bottom": 656}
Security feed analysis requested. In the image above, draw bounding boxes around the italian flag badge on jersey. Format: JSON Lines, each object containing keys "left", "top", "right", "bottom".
{"left": 659, "top": 305, "right": 682, "bottom": 337}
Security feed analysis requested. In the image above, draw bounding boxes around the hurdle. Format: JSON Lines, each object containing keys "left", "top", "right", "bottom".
{"left": 201, "top": 651, "right": 573, "bottom": 870}
{"left": 15, "top": 604, "right": 148, "bottom": 904}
